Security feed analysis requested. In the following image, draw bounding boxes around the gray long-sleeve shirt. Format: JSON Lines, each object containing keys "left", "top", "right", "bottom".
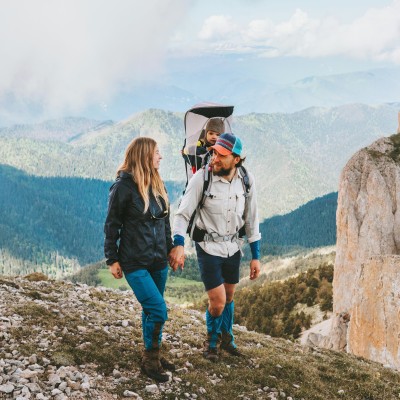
{"left": 173, "top": 167, "right": 261, "bottom": 257}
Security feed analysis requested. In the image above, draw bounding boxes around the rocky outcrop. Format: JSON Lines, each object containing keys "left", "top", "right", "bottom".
{"left": 348, "top": 255, "right": 400, "bottom": 368}
{"left": 327, "top": 133, "right": 400, "bottom": 368}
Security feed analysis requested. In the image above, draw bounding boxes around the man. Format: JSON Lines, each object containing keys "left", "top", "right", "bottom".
{"left": 169, "top": 133, "right": 261, "bottom": 361}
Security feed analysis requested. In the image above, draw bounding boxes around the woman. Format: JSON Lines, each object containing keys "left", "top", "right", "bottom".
{"left": 104, "top": 137, "right": 177, "bottom": 382}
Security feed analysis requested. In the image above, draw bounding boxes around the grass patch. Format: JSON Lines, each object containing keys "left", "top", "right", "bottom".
{"left": 165, "top": 276, "right": 204, "bottom": 305}
{"left": 0, "top": 278, "right": 20, "bottom": 289}
{"left": 54, "top": 331, "right": 138, "bottom": 374}
{"left": 98, "top": 269, "right": 129, "bottom": 291}
{"left": 12, "top": 302, "right": 59, "bottom": 327}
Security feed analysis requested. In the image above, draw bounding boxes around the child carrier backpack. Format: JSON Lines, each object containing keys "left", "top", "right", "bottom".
{"left": 182, "top": 102, "right": 234, "bottom": 192}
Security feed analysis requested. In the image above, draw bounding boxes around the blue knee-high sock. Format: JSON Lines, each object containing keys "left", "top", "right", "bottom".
{"left": 221, "top": 301, "right": 236, "bottom": 347}
{"left": 205, "top": 309, "right": 223, "bottom": 348}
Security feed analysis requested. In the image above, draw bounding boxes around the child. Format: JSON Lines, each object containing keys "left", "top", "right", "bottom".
{"left": 182, "top": 118, "right": 225, "bottom": 173}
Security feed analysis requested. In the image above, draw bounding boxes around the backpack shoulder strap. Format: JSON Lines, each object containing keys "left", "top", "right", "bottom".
{"left": 200, "top": 163, "right": 212, "bottom": 207}
{"left": 239, "top": 166, "right": 251, "bottom": 196}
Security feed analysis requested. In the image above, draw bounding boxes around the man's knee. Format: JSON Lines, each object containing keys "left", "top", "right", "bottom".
{"left": 208, "top": 302, "right": 225, "bottom": 317}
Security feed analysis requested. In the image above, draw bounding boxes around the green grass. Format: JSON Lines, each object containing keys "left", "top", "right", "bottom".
{"left": 98, "top": 268, "right": 129, "bottom": 290}
{"left": 98, "top": 268, "right": 204, "bottom": 305}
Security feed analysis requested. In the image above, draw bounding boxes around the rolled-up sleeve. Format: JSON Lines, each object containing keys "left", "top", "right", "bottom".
{"left": 104, "top": 182, "right": 127, "bottom": 265}
{"left": 244, "top": 172, "right": 261, "bottom": 244}
{"left": 173, "top": 169, "right": 204, "bottom": 238}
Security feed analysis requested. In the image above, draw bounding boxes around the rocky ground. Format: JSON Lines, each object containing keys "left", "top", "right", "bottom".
{"left": 1, "top": 273, "right": 400, "bottom": 400}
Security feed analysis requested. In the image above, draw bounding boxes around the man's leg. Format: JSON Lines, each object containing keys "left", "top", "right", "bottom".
{"left": 204, "top": 284, "right": 225, "bottom": 361}
{"left": 195, "top": 243, "right": 226, "bottom": 361}
{"left": 221, "top": 283, "right": 236, "bottom": 346}
{"left": 220, "top": 251, "right": 243, "bottom": 356}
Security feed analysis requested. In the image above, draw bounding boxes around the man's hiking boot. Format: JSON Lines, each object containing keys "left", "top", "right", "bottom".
{"left": 160, "top": 356, "right": 176, "bottom": 371}
{"left": 220, "top": 342, "right": 244, "bottom": 357}
{"left": 141, "top": 348, "right": 169, "bottom": 382}
{"left": 203, "top": 332, "right": 220, "bottom": 362}
{"left": 221, "top": 331, "right": 244, "bottom": 357}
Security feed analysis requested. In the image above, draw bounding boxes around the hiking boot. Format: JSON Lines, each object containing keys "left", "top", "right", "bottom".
{"left": 220, "top": 342, "right": 244, "bottom": 357}
{"left": 160, "top": 356, "right": 176, "bottom": 371}
{"left": 141, "top": 348, "right": 169, "bottom": 382}
{"left": 203, "top": 337, "right": 219, "bottom": 362}
{"left": 203, "top": 345, "right": 219, "bottom": 362}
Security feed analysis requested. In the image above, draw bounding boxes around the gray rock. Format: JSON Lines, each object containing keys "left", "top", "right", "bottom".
{"left": 0, "top": 383, "right": 15, "bottom": 393}
{"left": 35, "top": 394, "right": 49, "bottom": 400}
{"left": 81, "top": 381, "right": 90, "bottom": 391}
{"left": 123, "top": 390, "right": 140, "bottom": 397}
{"left": 145, "top": 384, "right": 159, "bottom": 394}
{"left": 48, "top": 373, "right": 61, "bottom": 385}
{"left": 112, "top": 369, "right": 122, "bottom": 378}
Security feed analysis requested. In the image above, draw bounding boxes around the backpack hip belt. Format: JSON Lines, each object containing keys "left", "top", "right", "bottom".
{"left": 191, "top": 225, "right": 245, "bottom": 243}
{"left": 204, "top": 232, "right": 240, "bottom": 243}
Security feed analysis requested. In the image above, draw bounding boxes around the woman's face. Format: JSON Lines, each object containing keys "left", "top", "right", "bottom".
{"left": 153, "top": 146, "right": 162, "bottom": 169}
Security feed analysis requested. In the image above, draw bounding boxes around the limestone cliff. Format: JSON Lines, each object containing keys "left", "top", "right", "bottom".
{"left": 327, "top": 132, "right": 400, "bottom": 368}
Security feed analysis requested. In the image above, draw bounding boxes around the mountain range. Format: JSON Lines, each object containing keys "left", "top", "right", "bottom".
{"left": 0, "top": 103, "right": 398, "bottom": 218}
{"left": 2, "top": 66, "right": 400, "bottom": 123}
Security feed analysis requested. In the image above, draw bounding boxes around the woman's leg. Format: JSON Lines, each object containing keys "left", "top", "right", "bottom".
{"left": 125, "top": 268, "right": 168, "bottom": 350}
{"left": 149, "top": 266, "right": 169, "bottom": 347}
{"left": 125, "top": 268, "right": 169, "bottom": 382}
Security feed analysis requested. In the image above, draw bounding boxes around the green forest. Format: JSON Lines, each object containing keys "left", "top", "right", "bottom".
{"left": 234, "top": 263, "right": 334, "bottom": 339}
{"left": 0, "top": 164, "right": 182, "bottom": 273}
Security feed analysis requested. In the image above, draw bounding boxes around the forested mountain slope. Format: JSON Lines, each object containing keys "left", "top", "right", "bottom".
{"left": 0, "top": 165, "right": 182, "bottom": 276}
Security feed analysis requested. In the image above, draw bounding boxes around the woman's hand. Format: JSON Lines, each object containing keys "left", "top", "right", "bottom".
{"left": 109, "top": 262, "right": 123, "bottom": 279}
{"left": 168, "top": 246, "right": 185, "bottom": 271}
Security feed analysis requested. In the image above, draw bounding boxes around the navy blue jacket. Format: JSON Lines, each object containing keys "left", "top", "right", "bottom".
{"left": 104, "top": 172, "right": 173, "bottom": 272}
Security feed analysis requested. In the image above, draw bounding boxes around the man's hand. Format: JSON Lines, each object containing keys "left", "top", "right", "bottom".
{"left": 109, "top": 262, "right": 123, "bottom": 279}
{"left": 249, "top": 259, "right": 260, "bottom": 280}
{"left": 168, "top": 246, "right": 185, "bottom": 271}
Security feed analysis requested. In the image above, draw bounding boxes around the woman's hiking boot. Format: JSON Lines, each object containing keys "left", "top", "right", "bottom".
{"left": 141, "top": 348, "right": 169, "bottom": 382}
{"left": 160, "top": 356, "right": 176, "bottom": 371}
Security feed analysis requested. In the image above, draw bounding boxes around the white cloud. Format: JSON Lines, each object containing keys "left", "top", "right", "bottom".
{"left": 198, "top": 15, "right": 236, "bottom": 40}
{"left": 194, "top": 1, "right": 400, "bottom": 63}
{"left": 0, "top": 0, "right": 190, "bottom": 119}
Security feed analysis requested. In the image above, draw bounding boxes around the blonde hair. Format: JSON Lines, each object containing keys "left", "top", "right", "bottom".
{"left": 117, "top": 137, "right": 169, "bottom": 213}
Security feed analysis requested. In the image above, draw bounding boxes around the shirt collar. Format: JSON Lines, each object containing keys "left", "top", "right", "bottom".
{"left": 212, "top": 167, "right": 240, "bottom": 183}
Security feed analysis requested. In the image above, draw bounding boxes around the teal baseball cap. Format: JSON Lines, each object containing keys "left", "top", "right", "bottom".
{"left": 211, "top": 133, "right": 243, "bottom": 157}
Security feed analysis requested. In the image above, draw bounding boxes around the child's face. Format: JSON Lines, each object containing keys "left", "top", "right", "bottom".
{"left": 206, "top": 130, "right": 221, "bottom": 146}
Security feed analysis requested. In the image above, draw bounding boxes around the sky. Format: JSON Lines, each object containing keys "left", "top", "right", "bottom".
{"left": 0, "top": 0, "right": 400, "bottom": 124}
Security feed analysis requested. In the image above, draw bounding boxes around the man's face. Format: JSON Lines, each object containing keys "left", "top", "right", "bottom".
{"left": 211, "top": 149, "right": 239, "bottom": 176}
{"left": 206, "top": 130, "right": 221, "bottom": 146}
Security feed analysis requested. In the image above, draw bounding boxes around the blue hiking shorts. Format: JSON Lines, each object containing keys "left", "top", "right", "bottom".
{"left": 195, "top": 243, "right": 241, "bottom": 291}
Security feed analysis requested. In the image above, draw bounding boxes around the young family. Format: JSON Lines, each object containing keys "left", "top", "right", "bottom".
{"left": 104, "top": 120, "right": 261, "bottom": 382}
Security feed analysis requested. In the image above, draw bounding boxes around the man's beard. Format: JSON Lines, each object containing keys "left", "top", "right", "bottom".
{"left": 213, "top": 166, "right": 234, "bottom": 176}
